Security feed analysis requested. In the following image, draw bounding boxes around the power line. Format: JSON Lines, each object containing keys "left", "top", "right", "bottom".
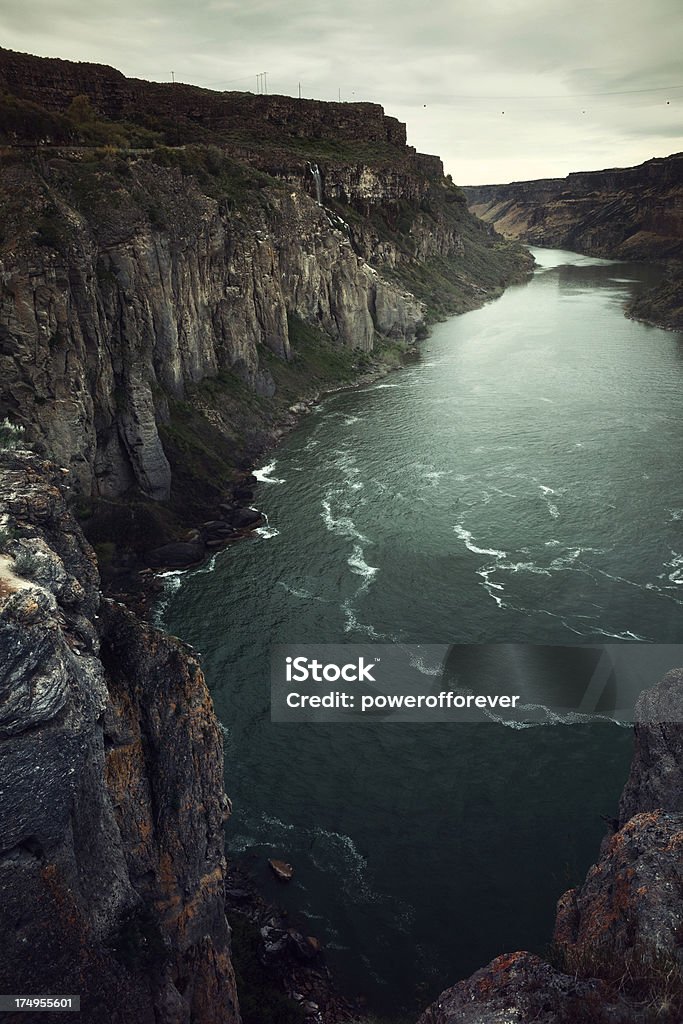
{"left": 440, "top": 83, "right": 683, "bottom": 101}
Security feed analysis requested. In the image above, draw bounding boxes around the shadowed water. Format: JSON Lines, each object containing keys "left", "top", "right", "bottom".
{"left": 161, "top": 248, "right": 682, "bottom": 1013}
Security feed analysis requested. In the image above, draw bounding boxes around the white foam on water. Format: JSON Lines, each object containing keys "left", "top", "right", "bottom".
{"left": 347, "top": 545, "right": 379, "bottom": 591}
{"left": 277, "top": 581, "right": 314, "bottom": 599}
{"left": 321, "top": 499, "right": 369, "bottom": 543}
{"left": 153, "top": 569, "right": 187, "bottom": 625}
{"left": 477, "top": 566, "right": 507, "bottom": 608}
{"left": 665, "top": 552, "right": 683, "bottom": 584}
{"left": 341, "top": 599, "right": 385, "bottom": 639}
{"left": 253, "top": 460, "right": 285, "bottom": 484}
{"left": 538, "top": 484, "right": 561, "bottom": 518}
{"left": 668, "top": 509, "right": 683, "bottom": 522}
{"left": 483, "top": 704, "right": 631, "bottom": 730}
{"left": 254, "top": 524, "right": 280, "bottom": 539}
{"left": 408, "top": 651, "right": 444, "bottom": 677}
{"left": 454, "top": 523, "right": 507, "bottom": 559}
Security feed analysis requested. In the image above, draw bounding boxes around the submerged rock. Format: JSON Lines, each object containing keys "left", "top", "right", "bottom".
{"left": 268, "top": 858, "right": 295, "bottom": 882}
{"left": 418, "top": 673, "right": 683, "bottom": 1023}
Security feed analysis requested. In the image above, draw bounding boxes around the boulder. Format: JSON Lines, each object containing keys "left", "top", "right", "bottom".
{"left": 268, "top": 858, "right": 294, "bottom": 882}
{"left": 228, "top": 507, "right": 264, "bottom": 529}
{"left": 146, "top": 541, "right": 205, "bottom": 568}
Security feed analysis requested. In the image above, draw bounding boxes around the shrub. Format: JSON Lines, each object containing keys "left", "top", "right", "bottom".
{"left": 12, "top": 548, "right": 41, "bottom": 579}
{"left": 0, "top": 418, "right": 26, "bottom": 450}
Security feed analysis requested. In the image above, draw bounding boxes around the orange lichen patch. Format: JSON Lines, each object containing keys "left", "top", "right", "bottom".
{"left": 105, "top": 741, "right": 145, "bottom": 803}
{"left": 40, "top": 862, "right": 89, "bottom": 937}
{"left": 172, "top": 867, "right": 224, "bottom": 938}
{"left": 622, "top": 811, "right": 663, "bottom": 834}
{"left": 576, "top": 866, "right": 639, "bottom": 948}
{"left": 661, "top": 831, "right": 683, "bottom": 853}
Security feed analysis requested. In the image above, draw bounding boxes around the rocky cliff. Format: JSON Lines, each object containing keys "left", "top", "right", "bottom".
{"left": 462, "top": 154, "right": 683, "bottom": 261}
{"left": 462, "top": 154, "right": 683, "bottom": 330}
{"left": 417, "top": 674, "right": 683, "bottom": 1023}
{"left": 0, "top": 48, "right": 531, "bottom": 552}
{"left": 0, "top": 449, "right": 239, "bottom": 1023}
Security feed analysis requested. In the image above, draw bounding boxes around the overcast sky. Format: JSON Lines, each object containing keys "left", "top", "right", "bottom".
{"left": 2, "top": 0, "right": 682, "bottom": 183}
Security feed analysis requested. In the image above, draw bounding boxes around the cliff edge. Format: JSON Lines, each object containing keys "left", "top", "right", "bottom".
{"left": 417, "top": 674, "right": 683, "bottom": 1023}
{"left": 462, "top": 154, "right": 683, "bottom": 330}
{"left": 0, "top": 47, "right": 531, "bottom": 554}
{"left": 0, "top": 449, "right": 239, "bottom": 1023}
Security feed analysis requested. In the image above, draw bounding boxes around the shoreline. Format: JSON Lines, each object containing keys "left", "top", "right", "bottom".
{"left": 108, "top": 339, "right": 424, "bottom": 619}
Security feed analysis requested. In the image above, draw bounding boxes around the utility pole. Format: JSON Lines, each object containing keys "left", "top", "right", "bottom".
{"left": 264, "top": 71, "right": 268, "bottom": 95}
{"left": 298, "top": 82, "right": 301, "bottom": 99}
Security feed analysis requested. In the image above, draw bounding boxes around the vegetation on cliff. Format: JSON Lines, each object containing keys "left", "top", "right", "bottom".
{"left": 0, "top": 48, "right": 531, "bottom": 579}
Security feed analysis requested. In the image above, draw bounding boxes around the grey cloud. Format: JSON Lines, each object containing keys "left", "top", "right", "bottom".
{"left": 0, "top": 0, "right": 681, "bottom": 182}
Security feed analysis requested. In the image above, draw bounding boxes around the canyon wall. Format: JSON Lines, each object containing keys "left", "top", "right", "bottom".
{"left": 418, "top": 674, "right": 683, "bottom": 1023}
{"left": 0, "top": 449, "right": 239, "bottom": 1023}
{"left": 462, "top": 154, "right": 683, "bottom": 261}
{"left": 0, "top": 48, "right": 531, "bottom": 520}
{"left": 462, "top": 154, "right": 683, "bottom": 331}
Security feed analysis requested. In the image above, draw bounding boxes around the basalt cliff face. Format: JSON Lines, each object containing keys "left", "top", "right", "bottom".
{"left": 0, "top": 48, "right": 531, "bottom": 533}
{"left": 0, "top": 450, "right": 239, "bottom": 1023}
{"left": 417, "top": 674, "right": 683, "bottom": 1024}
{"left": 462, "top": 154, "right": 683, "bottom": 330}
{"left": 462, "top": 154, "right": 683, "bottom": 261}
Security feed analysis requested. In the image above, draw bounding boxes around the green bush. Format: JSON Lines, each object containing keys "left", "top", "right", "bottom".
{"left": 0, "top": 418, "right": 26, "bottom": 450}
{"left": 12, "top": 548, "right": 41, "bottom": 579}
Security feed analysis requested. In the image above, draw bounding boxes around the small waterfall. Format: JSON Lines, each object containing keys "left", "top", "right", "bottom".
{"left": 308, "top": 162, "right": 323, "bottom": 205}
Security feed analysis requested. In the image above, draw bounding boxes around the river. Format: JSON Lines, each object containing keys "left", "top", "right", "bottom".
{"left": 160, "top": 247, "right": 683, "bottom": 1014}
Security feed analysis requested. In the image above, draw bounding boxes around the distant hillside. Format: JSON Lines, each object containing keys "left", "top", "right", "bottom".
{"left": 461, "top": 154, "right": 683, "bottom": 329}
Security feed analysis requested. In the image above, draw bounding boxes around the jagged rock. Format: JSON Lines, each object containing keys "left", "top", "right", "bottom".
{"left": 287, "top": 929, "right": 320, "bottom": 961}
{"left": 268, "top": 858, "right": 294, "bottom": 882}
{"left": 619, "top": 668, "right": 683, "bottom": 824}
{"left": 417, "top": 952, "right": 613, "bottom": 1024}
{"left": 200, "top": 521, "right": 237, "bottom": 542}
{"left": 0, "top": 451, "right": 239, "bottom": 1023}
{"left": 418, "top": 672, "right": 683, "bottom": 1024}
{"left": 554, "top": 810, "right": 683, "bottom": 968}
{"left": 228, "top": 508, "right": 264, "bottom": 530}
{"left": 232, "top": 487, "right": 254, "bottom": 501}
{"left": 147, "top": 541, "right": 205, "bottom": 567}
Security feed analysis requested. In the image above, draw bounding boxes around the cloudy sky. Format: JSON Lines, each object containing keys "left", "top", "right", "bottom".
{"left": 2, "top": 0, "right": 682, "bottom": 183}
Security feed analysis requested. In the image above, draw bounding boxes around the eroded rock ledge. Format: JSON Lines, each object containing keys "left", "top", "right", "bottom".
{"left": 417, "top": 674, "right": 683, "bottom": 1023}
{"left": 0, "top": 450, "right": 239, "bottom": 1023}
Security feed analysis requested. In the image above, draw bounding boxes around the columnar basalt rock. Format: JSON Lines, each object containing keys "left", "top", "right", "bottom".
{"left": 0, "top": 450, "right": 240, "bottom": 1023}
{"left": 0, "top": 49, "right": 531, "bottom": 511}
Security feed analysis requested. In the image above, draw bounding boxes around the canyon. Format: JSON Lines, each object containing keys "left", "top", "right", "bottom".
{"left": 462, "top": 153, "right": 683, "bottom": 329}
{"left": 0, "top": 46, "right": 682, "bottom": 1024}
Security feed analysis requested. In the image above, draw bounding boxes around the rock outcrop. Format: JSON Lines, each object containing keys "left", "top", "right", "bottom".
{"left": 0, "top": 450, "right": 239, "bottom": 1023}
{"left": 462, "top": 154, "right": 683, "bottom": 332}
{"left": 418, "top": 674, "right": 683, "bottom": 1023}
{"left": 0, "top": 48, "right": 531, "bottom": 519}
{"left": 462, "top": 154, "right": 683, "bottom": 262}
